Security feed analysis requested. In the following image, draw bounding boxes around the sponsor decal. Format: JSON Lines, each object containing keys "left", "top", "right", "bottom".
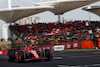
{"left": 31, "top": 51, "right": 39, "bottom": 59}
{"left": 54, "top": 45, "right": 64, "bottom": 51}
{"left": 67, "top": 44, "right": 71, "bottom": 48}
{"left": 73, "top": 43, "right": 78, "bottom": 47}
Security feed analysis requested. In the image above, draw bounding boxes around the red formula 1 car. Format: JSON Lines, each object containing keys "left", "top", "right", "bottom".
{"left": 7, "top": 46, "right": 53, "bottom": 63}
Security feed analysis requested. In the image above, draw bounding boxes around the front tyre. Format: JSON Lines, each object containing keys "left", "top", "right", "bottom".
{"left": 7, "top": 50, "right": 15, "bottom": 62}
{"left": 17, "top": 51, "right": 25, "bottom": 63}
{"left": 44, "top": 49, "right": 53, "bottom": 61}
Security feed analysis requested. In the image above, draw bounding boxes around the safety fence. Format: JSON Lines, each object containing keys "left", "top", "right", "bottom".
{"left": 35, "top": 40, "right": 95, "bottom": 51}
{"left": 0, "top": 40, "right": 95, "bottom": 54}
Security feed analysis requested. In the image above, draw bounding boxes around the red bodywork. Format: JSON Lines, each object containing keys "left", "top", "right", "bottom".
{"left": 15, "top": 46, "right": 48, "bottom": 61}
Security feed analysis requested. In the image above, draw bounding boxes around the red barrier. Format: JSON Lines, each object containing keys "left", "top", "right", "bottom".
{"left": 65, "top": 42, "right": 72, "bottom": 49}
{"left": 72, "top": 40, "right": 80, "bottom": 49}
{"left": 98, "top": 42, "right": 100, "bottom": 49}
{"left": 46, "top": 45, "right": 51, "bottom": 50}
{"left": 43, "top": 45, "right": 46, "bottom": 51}
{"left": 3, "top": 50, "right": 7, "bottom": 54}
{"left": 0, "top": 50, "right": 3, "bottom": 54}
{"left": 62, "top": 43, "right": 66, "bottom": 49}
{"left": 38, "top": 46, "right": 43, "bottom": 52}
{"left": 51, "top": 44, "right": 54, "bottom": 51}
{"left": 0, "top": 50, "right": 8, "bottom": 54}
{"left": 98, "top": 38, "right": 100, "bottom": 49}
{"left": 81, "top": 40, "right": 94, "bottom": 49}
{"left": 55, "top": 43, "right": 64, "bottom": 45}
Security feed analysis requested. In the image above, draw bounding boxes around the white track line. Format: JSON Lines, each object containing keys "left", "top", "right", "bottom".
{"left": 53, "top": 57, "right": 62, "bottom": 59}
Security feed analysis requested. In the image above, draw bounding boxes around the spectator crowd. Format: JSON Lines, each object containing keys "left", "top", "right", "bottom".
{"left": 9, "top": 20, "right": 100, "bottom": 47}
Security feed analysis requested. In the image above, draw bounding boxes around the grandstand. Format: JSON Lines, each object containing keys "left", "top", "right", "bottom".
{"left": 0, "top": 0, "right": 100, "bottom": 50}
{"left": 9, "top": 20, "right": 100, "bottom": 48}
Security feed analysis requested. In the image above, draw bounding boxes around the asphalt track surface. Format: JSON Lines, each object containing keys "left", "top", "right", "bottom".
{"left": 0, "top": 49, "right": 100, "bottom": 67}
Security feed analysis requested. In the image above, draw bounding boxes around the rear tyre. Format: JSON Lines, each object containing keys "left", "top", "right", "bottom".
{"left": 44, "top": 49, "right": 53, "bottom": 61}
{"left": 17, "top": 51, "right": 25, "bottom": 63}
{"left": 7, "top": 50, "right": 15, "bottom": 62}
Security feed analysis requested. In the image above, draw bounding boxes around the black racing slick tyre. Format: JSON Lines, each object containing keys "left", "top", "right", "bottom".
{"left": 7, "top": 50, "right": 15, "bottom": 62}
{"left": 17, "top": 51, "right": 25, "bottom": 63}
{"left": 44, "top": 49, "right": 53, "bottom": 61}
